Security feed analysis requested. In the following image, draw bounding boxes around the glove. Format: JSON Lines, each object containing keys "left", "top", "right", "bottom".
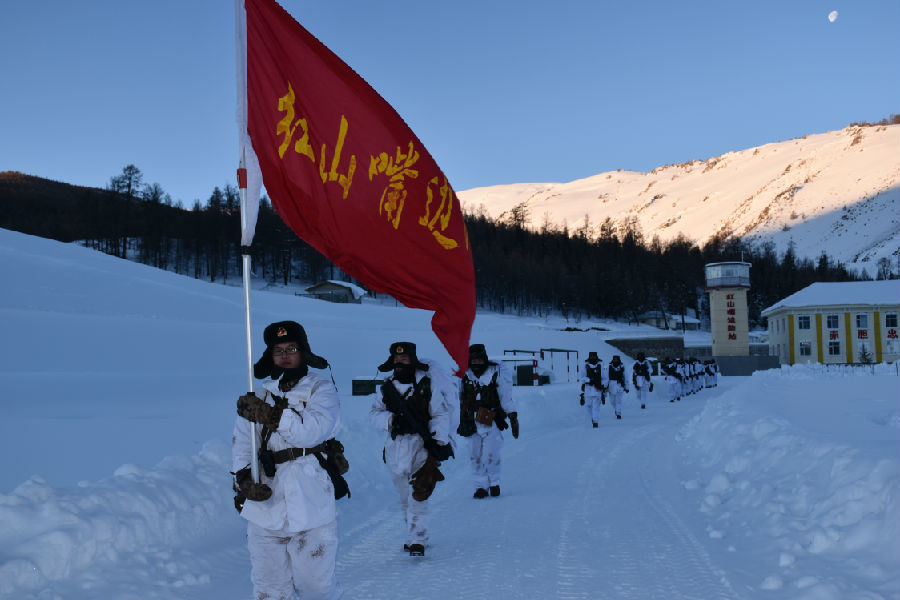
{"left": 579, "top": 392, "right": 585, "bottom": 406}
{"left": 237, "top": 394, "right": 283, "bottom": 426}
{"left": 649, "top": 383, "right": 654, "bottom": 392}
{"left": 625, "top": 388, "right": 630, "bottom": 394}
{"left": 234, "top": 467, "right": 273, "bottom": 503}
{"left": 410, "top": 456, "right": 444, "bottom": 501}
{"left": 581, "top": 383, "right": 585, "bottom": 392}
{"left": 431, "top": 442, "right": 453, "bottom": 462}
{"left": 509, "top": 412, "right": 519, "bottom": 439}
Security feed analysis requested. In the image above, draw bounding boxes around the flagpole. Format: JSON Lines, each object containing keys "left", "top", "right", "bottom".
{"left": 237, "top": 154, "right": 260, "bottom": 483}
{"left": 236, "top": 0, "right": 260, "bottom": 483}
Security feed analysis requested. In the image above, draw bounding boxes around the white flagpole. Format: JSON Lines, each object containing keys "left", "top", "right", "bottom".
{"left": 237, "top": 154, "right": 259, "bottom": 483}
{"left": 236, "top": 0, "right": 260, "bottom": 483}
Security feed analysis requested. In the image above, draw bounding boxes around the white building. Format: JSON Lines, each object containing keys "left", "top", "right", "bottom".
{"left": 761, "top": 280, "right": 900, "bottom": 365}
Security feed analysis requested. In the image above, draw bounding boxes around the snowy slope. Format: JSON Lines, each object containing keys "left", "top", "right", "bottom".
{"left": 0, "top": 228, "right": 897, "bottom": 600}
{"left": 458, "top": 125, "right": 900, "bottom": 271}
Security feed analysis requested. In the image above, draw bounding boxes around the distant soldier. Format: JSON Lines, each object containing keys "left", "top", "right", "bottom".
{"left": 704, "top": 359, "right": 719, "bottom": 388}
{"left": 580, "top": 351, "right": 607, "bottom": 427}
{"left": 631, "top": 352, "right": 653, "bottom": 410}
{"left": 369, "top": 342, "right": 455, "bottom": 557}
{"left": 607, "top": 355, "right": 629, "bottom": 420}
{"left": 458, "top": 344, "right": 518, "bottom": 498}
{"left": 662, "top": 357, "right": 682, "bottom": 403}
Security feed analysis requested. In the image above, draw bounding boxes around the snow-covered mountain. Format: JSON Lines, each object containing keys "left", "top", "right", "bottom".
{"left": 458, "top": 125, "right": 900, "bottom": 270}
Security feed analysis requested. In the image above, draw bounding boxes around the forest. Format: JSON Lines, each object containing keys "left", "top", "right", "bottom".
{"left": 0, "top": 165, "right": 875, "bottom": 329}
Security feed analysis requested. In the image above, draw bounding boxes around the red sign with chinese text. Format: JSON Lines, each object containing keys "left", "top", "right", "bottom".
{"left": 244, "top": 0, "right": 475, "bottom": 373}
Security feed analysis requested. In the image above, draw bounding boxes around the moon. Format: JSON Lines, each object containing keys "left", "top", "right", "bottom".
{"left": 828, "top": 10, "right": 838, "bottom": 22}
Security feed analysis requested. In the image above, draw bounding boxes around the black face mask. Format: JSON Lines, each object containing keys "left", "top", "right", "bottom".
{"left": 277, "top": 364, "right": 309, "bottom": 391}
{"left": 470, "top": 363, "right": 488, "bottom": 377}
{"left": 393, "top": 363, "right": 416, "bottom": 384}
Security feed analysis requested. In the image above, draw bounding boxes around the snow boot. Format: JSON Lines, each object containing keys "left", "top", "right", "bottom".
{"left": 474, "top": 488, "right": 489, "bottom": 499}
{"left": 592, "top": 422, "right": 598, "bottom": 428}
{"left": 616, "top": 414, "right": 621, "bottom": 420}
{"left": 490, "top": 485, "right": 501, "bottom": 497}
{"left": 408, "top": 543, "right": 425, "bottom": 557}
{"left": 641, "top": 404, "right": 645, "bottom": 409}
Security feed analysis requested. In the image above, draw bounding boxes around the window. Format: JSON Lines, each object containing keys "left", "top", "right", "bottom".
{"left": 856, "top": 314, "right": 868, "bottom": 328}
{"left": 826, "top": 314, "right": 839, "bottom": 329}
{"left": 799, "top": 342, "right": 812, "bottom": 356}
{"left": 797, "top": 315, "right": 811, "bottom": 330}
{"left": 886, "top": 313, "right": 898, "bottom": 328}
{"left": 887, "top": 339, "right": 899, "bottom": 355}
{"left": 828, "top": 341, "right": 841, "bottom": 356}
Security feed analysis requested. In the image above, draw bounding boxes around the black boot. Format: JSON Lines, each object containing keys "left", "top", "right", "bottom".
{"left": 616, "top": 414, "right": 622, "bottom": 420}
{"left": 592, "top": 422, "right": 598, "bottom": 428}
{"left": 489, "top": 485, "right": 500, "bottom": 497}
{"left": 641, "top": 404, "right": 645, "bottom": 409}
{"left": 408, "top": 543, "right": 425, "bottom": 556}
{"left": 474, "top": 488, "right": 489, "bottom": 499}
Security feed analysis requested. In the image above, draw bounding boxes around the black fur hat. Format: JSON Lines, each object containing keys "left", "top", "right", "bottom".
{"left": 586, "top": 351, "right": 600, "bottom": 363}
{"left": 253, "top": 321, "right": 328, "bottom": 379}
{"left": 377, "top": 341, "right": 430, "bottom": 373}
{"left": 468, "top": 343, "right": 497, "bottom": 366}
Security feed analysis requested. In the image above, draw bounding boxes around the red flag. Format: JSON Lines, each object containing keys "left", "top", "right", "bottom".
{"left": 243, "top": 0, "right": 474, "bottom": 374}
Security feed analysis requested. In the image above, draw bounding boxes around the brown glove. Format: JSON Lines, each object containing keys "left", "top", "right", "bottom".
{"left": 237, "top": 394, "right": 283, "bottom": 426}
{"left": 410, "top": 455, "right": 444, "bottom": 501}
{"left": 508, "top": 412, "right": 519, "bottom": 439}
{"left": 475, "top": 406, "right": 496, "bottom": 426}
{"left": 234, "top": 467, "right": 273, "bottom": 502}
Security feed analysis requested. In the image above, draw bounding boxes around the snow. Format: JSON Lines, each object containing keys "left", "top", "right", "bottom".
{"left": 761, "top": 280, "right": 900, "bottom": 314}
{"left": 1, "top": 227, "right": 898, "bottom": 600}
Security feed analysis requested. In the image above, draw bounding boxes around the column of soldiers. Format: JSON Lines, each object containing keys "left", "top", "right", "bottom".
{"left": 231, "top": 321, "right": 721, "bottom": 597}
{"left": 660, "top": 357, "right": 719, "bottom": 403}
{"left": 579, "top": 351, "right": 719, "bottom": 423}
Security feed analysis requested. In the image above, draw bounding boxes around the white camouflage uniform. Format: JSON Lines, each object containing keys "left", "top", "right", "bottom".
{"left": 632, "top": 358, "right": 653, "bottom": 408}
{"left": 581, "top": 359, "right": 607, "bottom": 424}
{"left": 232, "top": 372, "right": 342, "bottom": 600}
{"left": 369, "top": 366, "right": 455, "bottom": 548}
{"left": 607, "top": 360, "right": 629, "bottom": 417}
{"left": 461, "top": 362, "right": 516, "bottom": 490}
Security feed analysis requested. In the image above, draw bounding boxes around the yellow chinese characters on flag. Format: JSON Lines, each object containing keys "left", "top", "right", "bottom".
{"left": 243, "top": 0, "right": 474, "bottom": 373}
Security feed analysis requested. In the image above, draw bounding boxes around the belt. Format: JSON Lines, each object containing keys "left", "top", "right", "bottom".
{"left": 271, "top": 445, "right": 323, "bottom": 464}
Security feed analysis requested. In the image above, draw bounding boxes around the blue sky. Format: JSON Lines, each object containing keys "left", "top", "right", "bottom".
{"left": 1, "top": 0, "right": 897, "bottom": 207}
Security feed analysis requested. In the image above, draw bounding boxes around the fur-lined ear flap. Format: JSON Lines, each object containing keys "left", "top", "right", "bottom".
{"left": 253, "top": 348, "right": 274, "bottom": 379}
{"left": 306, "top": 354, "right": 328, "bottom": 370}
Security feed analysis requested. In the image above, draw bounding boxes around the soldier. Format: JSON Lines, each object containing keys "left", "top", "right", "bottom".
{"left": 662, "top": 357, "right": 682, "bottom": 403}
{"left": 607, "top": 355, "right": 629, "bottom": 419}
{"left": 631, "top": 352, "right": 653, "bottom": 410}
{"left": 369, "top": 342, "right": 454, "bottom": 557}
{"left": 580, "top": 351, "right": 607, "bottom": 428}
{"left": 232, "top": 320, "right": 343, "bottom": 600}
{"left": 458, "top": 343, "right": 518, "bottom": 498}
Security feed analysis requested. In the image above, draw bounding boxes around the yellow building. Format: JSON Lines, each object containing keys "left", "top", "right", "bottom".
{"left": 762, "top": 281, "right": 900, "bottom": 365}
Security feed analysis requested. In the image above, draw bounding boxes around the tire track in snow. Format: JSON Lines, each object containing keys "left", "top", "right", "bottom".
{"left": 551, "top": 410, "right": 743, "bottom": 599}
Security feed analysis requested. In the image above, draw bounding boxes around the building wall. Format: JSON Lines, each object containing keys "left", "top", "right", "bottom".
{"left": 709, "top": 288, "right": 749, "bottom": 356}
{"left": 767, "top": 304, "right": 900, "bottom": 364}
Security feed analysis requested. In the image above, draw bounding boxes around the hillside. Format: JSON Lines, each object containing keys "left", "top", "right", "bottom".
{"left": 458, "top": 125, "right": 900, "bottom": 270}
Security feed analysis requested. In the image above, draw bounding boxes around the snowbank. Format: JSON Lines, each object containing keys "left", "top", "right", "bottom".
{"left": 676, "top": 364, "right": 900, "bottom": 598}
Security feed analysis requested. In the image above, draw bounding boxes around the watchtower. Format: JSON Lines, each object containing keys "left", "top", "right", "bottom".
{"left": 705, "top": 262, "right": 751, "bottom": 357}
